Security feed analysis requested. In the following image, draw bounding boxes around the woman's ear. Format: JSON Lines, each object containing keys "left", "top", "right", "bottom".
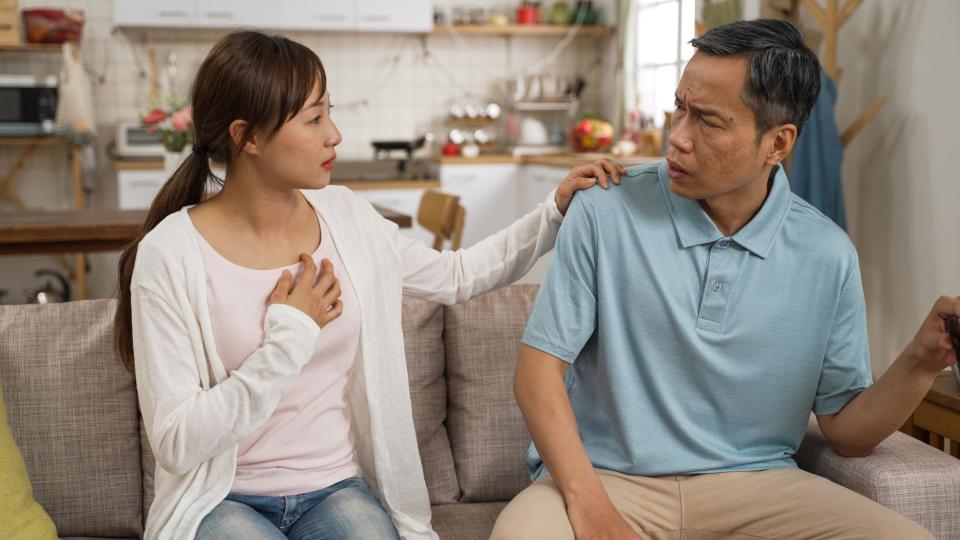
{"left": 229, "top": 119, "right": 260, "bottom": 156}
{"left": 766, "top": 124, "right": 797, "bottom": 166}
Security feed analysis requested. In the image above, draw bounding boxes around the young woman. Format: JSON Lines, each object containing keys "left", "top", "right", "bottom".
{"left": 114, "top": 31, "right": 623, "bottom": 540}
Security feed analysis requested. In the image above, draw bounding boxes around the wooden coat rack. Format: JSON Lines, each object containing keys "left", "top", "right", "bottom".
{"left": 802, "top": 0, "right": 887, "bottom": 147}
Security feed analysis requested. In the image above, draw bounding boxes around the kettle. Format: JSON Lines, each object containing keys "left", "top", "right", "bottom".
{"left": 24, "top": 269, "right": 72, "bottom": 304}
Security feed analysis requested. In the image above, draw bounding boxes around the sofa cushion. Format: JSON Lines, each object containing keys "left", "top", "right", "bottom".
{"left": 443, "top": 285, "right": 539, "bottom": 502}
{"left": 402, "top": 296, "right": 459, "bottom": 504}
{"left": 432, "top": 502, "right": 507, "bottom": 540}
{"left": 0, "top": 382, "right": 58, "bottom": 539}
{"left": 0, "top": 300, "right": 143, "bottom": 538}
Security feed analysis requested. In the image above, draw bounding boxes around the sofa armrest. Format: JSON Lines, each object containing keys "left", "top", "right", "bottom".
{"left": 796, "top": 419, "right": 960, "bottom": 539}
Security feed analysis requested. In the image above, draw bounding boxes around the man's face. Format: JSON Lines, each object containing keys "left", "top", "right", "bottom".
{"left": 666, "top": 51, "right": 774, "bottom": 201}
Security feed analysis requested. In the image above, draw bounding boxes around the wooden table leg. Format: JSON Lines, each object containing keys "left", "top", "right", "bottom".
{"left": 73, "top": 253, "right": 86, "bottom": 300}
{"left": 70, "top": 148, "right": 87, "bottom": 300}
{"left": 950, "top": 440, "right": 960, "bottom": 459}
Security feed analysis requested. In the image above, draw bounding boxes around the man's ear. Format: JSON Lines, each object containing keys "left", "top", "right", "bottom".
{"left": 229, "top": 119, "right": 261, "bottom": 157}
{"left": 765, "top": 124, "right": 798, "bottom": 166}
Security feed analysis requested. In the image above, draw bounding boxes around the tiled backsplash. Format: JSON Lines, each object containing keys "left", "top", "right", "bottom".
{"left": 0, "top": 0, "right": 617, "bottom": 302}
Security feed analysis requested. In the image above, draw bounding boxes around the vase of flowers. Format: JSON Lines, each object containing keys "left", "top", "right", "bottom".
{"left": 141, "top": 98, "right": 195, "bottom": 176}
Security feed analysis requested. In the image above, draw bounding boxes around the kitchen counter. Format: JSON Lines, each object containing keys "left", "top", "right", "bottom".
{"left": 440, "top": 153, "right": 662, "bottom": 168}
{"left": 333, "top": 179, "right": 440, "bottom": 190}
{"left": 113, "top": 159, "right": 439, "bottom": 190}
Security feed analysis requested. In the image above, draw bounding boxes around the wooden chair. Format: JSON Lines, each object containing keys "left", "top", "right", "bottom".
{"left": 417, "top": 190, "right": 466, "bottom": 251}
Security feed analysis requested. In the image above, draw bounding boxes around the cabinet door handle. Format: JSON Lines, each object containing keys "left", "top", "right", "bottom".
{"left": 361, "top": 14, "right": 392, "bottom": 22}
{"left": 314, "top": 14, "right": 348, "bottom": 21}
{"left": 157, "top": 10, "right": 189, "bottom": 18}
{"left": 203, "top": 11, "right": 235, "bottom": 19}
{"left": 446, "top": 175, "right": 477, "bottom": 183}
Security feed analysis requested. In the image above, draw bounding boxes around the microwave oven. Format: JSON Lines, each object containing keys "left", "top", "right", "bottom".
{"left": 115, "top": 120, "right": 165, "bottom": 158}
{"left": 0, "top": 75, "right": 58, "bottom": 137}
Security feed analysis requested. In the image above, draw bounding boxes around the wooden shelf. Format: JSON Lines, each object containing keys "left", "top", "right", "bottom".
{"left": 0, "top": 137, "right": 61, "bottom": 146}
{"left": 0, "top": 42, "right": 66, "bottom": 52}
{"left": 447, "top": 117, "right": 499, "bottom": 126}
{"left": 513, "top": 100, "right": 576, "bottom": 112}
{"left": 432, "top": 24, "right": 614, "bottom": 37}
{"left": 114, "top": 159, "right": 163, "bottom": 171}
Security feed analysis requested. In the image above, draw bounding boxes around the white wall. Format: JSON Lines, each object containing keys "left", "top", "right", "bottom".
{"left": 835, "top": 0, "right": 960, "bottom": 375}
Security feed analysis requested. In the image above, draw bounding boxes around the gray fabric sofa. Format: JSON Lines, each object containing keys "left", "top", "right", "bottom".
{"left": 1, "top": 284, "right": 958, "bottom": 539}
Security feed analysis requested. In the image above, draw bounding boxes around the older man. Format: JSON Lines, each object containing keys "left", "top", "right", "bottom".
{"left": 495, "top": 19, "right": 954, "bottom": 540}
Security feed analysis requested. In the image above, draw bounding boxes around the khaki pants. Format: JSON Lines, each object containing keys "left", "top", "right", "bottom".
{"left": 491, "top": 468, "right": 932, "bottom": 540}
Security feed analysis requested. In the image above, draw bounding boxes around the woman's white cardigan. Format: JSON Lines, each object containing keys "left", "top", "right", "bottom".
{"left": 131, "top": 185, "right": 564, "bottom": 539}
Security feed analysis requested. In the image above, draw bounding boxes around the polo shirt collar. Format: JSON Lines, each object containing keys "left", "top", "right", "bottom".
{"left": 660, "top": 161, "right": 792, "bottom": 259}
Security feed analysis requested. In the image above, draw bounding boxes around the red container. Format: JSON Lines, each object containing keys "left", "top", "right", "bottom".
{"left": 22, "top": 9, "right": 84, "bottom": 44}
{"left": 441, "top": 142, "right": 461, "bottom": 156}
{"left": 516, "top": 6, "right": 539, "bottom": 25}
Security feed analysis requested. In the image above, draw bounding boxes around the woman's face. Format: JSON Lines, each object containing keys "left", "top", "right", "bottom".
{"left": 257, "top": 80, "right": 341, "bottom": 190}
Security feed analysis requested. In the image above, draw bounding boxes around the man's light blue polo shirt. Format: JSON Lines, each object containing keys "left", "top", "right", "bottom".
{"left": 522, "top": 161, "right": 872, "bottom": 479}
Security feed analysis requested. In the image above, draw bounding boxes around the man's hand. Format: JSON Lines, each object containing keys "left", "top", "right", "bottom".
{"left": 818, "top": 294, "right": 960, "bottom": 456}
{"left": 555, "top": 159, "right": 626, "bottom": 215}
{"left": 905, "top": 295, "right": 960, "bottom": 374}
{"left": 567, "top": 496, "right": 644, "bottom": 540}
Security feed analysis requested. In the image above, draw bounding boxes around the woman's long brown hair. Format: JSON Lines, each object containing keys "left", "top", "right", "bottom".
{"left": 115, "top": 31, "right": 327, "bottom": 373}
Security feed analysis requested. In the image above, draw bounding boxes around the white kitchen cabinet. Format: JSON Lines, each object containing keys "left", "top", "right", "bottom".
{"left": 196, "top": 0, "right": 275, "bottom": 28}
{"left": 114, "top": 0, "right": 431, "bottom": 32}
{"left": 277, "top": 1, "right": 355, "bottom": 31}
{"left": 439, "top": 163, "right": 522, "bottom": 249}
{"left": 118, "top": 169, "right": 167, "bottom": 210}
{"left": 355, "top": 0, "right": 432, "bottom": 32}
{"left": 517, "top": 165, "right": 569, "bottom": 283}
{"left": 522, "top": 165, "right": 568, "bottom": 213}
{"left": 351, "top": 188, "right": 434, "bottom": 247}
{"left": 113, "top": 1, "right": 197, "bottom": 27}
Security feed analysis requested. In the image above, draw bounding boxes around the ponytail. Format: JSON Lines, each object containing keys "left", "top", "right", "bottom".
{"left": 114, "top": 151, "right": 210, "bottom": 374}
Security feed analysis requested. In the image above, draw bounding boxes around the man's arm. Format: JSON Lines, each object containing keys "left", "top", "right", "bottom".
{"left": 515, "top": 345, "right": 642, "bottom": 540}
{"left": 818, "top": 295, "right": 960, "bottom": 456}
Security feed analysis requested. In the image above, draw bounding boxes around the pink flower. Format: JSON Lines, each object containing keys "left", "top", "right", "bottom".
{"left": 142, "top": 108, "right": 167, "bottom": 125}
{"left": 170, "top": 107, "right": 192, "bottom": 132}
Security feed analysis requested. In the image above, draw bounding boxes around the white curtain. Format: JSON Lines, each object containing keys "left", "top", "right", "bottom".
{"left": 615, "top": 0, "right": 639, "bottom": 134}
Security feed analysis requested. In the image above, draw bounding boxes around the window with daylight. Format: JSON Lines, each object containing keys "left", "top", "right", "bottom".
{"left": 634, "top": 0, "right": 696, "bottom": 127}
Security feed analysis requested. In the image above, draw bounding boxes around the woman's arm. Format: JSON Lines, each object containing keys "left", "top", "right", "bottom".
{"left": 389, "top": 160, "right": 623, "bottom": 305}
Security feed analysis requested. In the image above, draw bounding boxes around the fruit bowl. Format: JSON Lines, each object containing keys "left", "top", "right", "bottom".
{"left": 570, "top": 117, "right": 614, "bottom": 152}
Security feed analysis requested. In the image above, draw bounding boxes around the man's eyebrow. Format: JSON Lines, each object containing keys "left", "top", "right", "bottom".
{"left": 675, "top": 94, "right": 724, "bottom": 118}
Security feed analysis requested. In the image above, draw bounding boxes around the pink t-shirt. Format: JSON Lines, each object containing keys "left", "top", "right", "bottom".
{"left": 191, "top": 208, "right": 361, "bottom": 496}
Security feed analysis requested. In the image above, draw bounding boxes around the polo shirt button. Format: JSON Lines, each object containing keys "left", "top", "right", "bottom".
{"left": 713, "top": 281, "right": 723, "bottom": 292}
{"left": 717, "top": 239, "right": 729, "bottom": 248}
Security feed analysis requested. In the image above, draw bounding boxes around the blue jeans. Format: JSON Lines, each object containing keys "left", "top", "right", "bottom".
{"left": 195, "top": 475, "right": 400, "bottom": 540}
